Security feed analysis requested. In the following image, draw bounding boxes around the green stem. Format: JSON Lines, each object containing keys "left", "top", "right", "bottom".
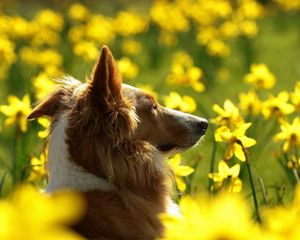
{"left": 258, "top": 177, "right": 268, "bottom": 205}
{"left": 208, "top": 140, "right": 217, "bottom": 192}
{"left": 237, "top": 140, "right": 262, "bottom": 223}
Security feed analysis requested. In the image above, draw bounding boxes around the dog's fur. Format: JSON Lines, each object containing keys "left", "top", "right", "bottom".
{"left": 28, "top": 46, "right": 208, "bottom": 240}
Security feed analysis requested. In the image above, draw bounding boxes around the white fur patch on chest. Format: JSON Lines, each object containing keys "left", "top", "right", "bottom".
{"left": 46, "top": 113, "right": 114, "bottom": 192}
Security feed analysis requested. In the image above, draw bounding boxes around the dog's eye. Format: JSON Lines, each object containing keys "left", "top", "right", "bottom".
{"left": 151, "top": 104, "right": 157, "bottom": 111}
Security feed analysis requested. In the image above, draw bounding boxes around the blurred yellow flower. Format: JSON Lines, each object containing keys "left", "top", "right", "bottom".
{"left": 262, "top": 91, "right": 295, "bottom": 121}
{"left": 164, "top": 92, "right": 197, "bottom": 113}
{"left": 159, "top": 31, "right": 178, "bottom": 47}
{"left": 239, "top": 91, "right": 262, "bottom": 115}
{"left": 168, "top": 154, "right": 194, "bottom": 192}
{"left": 0, "top": 37, "right": 16, "bottom": 65}
{"left": 263, "top": 184, "right": 300, "bottom": 240}
{"left": 287, "top": 155, "right": 300, "bottom": 169}
{"left": 85, "top": 15, "right": 115, "bottom": 44}
{"left": 0, "top": 185, "right": 84, "bottom": 240}
{"left": 117, "top": 57, "right": 139, "bottom": 79}
{"left": 244, "top": 63, "right": 276, "bottom": 89}
{"left": 34, "top": 9, "right": 64, "bottom": 32}
{"left": 160, "top": 194, "right": 259, "bottom": 240}
{"left": 211, "top": 99, "right": 244, "bottom": 127}
{"left": 239, "top": 20, "right": 258, "bottom": 37}
{"left": 20, "top": 48, "right": 62, "bottom": 68}
{"left": 121, "top": 40, "right": 142, "bottom": 56}
{"left": 290, "top": 81, "right": 300, "bottom": 110}
{"left": 37, "top": 117, "right": 51, "bottom": 139}
{"left": 215, "top": 123, "right": 256, "bottom": 161}
{"left": 0, "top": 94, "right": 32, "bottom": 132}
{"left": 29, "top": 150, "right": 47, "bottom": 181}
{"left": 208, "top": 160, "right": 242, "bottom": 193}
{"left": 68, "top": 3, "right": 89, "bottom": 21}
{"left": 73, "top": 41, "right": 99, "bottom": 62}
{"left": 207, "top": 39, "right": 230, "bottom": 57}
{"left": 114, "top": 11, "right": 148, "bottom": 36}
{"left": 32, "top": 71, "right": 57, "bottom": 100}
{"left": 274, "top": 117, "right": 300, "bottom": 152}
{"left": 150, "top": 1, "right": 189, "bottom": 33}
{"left": 167, "top": 52, "right": 205, "bottom": 92}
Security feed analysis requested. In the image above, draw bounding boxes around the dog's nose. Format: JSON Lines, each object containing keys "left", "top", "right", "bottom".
{"left": 199, "top": 119, "right": 208, "bottom": 130}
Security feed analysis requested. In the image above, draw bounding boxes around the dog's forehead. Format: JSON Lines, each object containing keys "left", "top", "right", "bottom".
{"left": 122, "top": 84, "right": 147, "bottom": 101}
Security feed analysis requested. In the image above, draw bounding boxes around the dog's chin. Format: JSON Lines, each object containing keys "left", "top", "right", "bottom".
{"left": 157, "top": 134, "right": 205, "bottom": 158}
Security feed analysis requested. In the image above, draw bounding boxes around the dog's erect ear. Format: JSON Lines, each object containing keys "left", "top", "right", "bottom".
{"left": 27, "top": 88, "right": 66, "bottom": 119}
{"left": 89, "top": 46, "right": 122, "bottom": 103}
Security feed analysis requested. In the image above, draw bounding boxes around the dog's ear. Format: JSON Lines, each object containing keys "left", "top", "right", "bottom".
{"left": 89, "top": 45, "right": 122, "bottom": 103}
{"left": 27, "top": 88, "right": 66, "bottom": 119}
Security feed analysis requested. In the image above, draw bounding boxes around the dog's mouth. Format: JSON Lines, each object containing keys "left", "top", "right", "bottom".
{"left": 157, "top": 143, "right": 178, "bottom": 152}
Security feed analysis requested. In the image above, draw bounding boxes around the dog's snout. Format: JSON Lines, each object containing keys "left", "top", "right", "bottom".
{"left": 198, "top": 119, "right": 208, "bottom": 130}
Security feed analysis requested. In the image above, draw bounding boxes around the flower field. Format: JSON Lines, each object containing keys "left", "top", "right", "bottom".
{"left": 0, "top": 0, "right": 300, "bottom": 239}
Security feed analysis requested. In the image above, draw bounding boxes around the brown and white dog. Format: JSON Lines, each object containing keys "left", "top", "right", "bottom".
{"left": 28, "top": 46, "right": 208, "bottom": 240}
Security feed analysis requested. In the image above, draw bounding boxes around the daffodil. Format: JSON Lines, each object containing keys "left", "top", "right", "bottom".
{"left": 215, "top": 123, "right": 256, "bottom": 161}
{"left": 117, "top": 57, "right": 139, "bottom": 79}
{"left": 287, "top": 155, "right": 300, "bottom": 169}
{"left": 244, "top": 63, "right": 276, "bottom": 89}
{"left": 121, "top": 40, "right": 142, "bottom": 55}
{"left": 37, "top": 117, "right": 51, "bottom": 139}
{"left": 208, "top": 160, "right": 242, "bottom": 193}
{"left": 262, "top": 91, "right": 295, "bottom": 122}
{"left": 211, "top": 99, "right": 244, "bottom": 127}
{"left": 166, "top": 52, "right": 205, "bottom": 92}
{"left": 0, "top": 94, "right": 32, "bottom": 132}
{"left": 160, "top": 194, "right": 260, "bottom": 240}
{"left": 274, "top": 117, "right": 300, "bottom": 152}
{"left": 68, "top": 3, "right": 89, "bottom": 21}
{"left": 164, "top": 92, "right": 197, "bottom": 113}
{"left": 0, "top": 185, "right": 84, "bottom": 240}
{"left": 168, "top": 154, "right": 194, "bottom": 192}
{"left": 291, "top": 81, "right": 300, "bottom": 110}
{"left": 239, "top": 91, "right": 262, "bottom": 115}
{"left": 29, "top": 150, "right": 47, "bottom": 181}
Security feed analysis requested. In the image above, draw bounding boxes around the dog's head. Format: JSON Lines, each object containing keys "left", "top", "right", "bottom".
{"left": 28, "top": 46, "right": 207, "bottom": 186}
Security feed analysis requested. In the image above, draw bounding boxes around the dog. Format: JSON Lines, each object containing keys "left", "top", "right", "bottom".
{"left": 28, "top": 46, "right": 208, "bottom": 240}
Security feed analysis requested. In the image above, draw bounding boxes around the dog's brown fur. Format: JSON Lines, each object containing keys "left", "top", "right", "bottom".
{"left": 28, "top": 46, "right": 207, "bottom": 240}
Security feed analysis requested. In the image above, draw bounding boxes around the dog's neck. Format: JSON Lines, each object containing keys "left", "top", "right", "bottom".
{"left": 46, "top": 114, "right": 114, "bottom": 192}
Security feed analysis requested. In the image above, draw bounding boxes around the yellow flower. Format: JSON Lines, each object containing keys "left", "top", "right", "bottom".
{"left": 263, "top": 184, "right": 300, "bottom": 240}
{"left": 37, "top": 117, "right": 51, "bottom": 139}
{"left": 85, "top": 15, "right": 115, "bottom": 43}
{"left": 211, "top": 99, "right": 244, "bottom": 127}
{"left": 73, "top": 41, "right": 99, "bottom": 62}
{"left": 274, "top": 117, "right": 300, "bottom": 152}
{"left": 160, "top": 194, "right": 259, "bottom": 240}
{"left": 208, "top": 160, "right": 242, "bottom": 193}
{"left": 32, "top": 71, "right": 57, "bottom": 100}
{"left": 207, "top": 39, "right": 230, "bottom": 57}
{"left": 261, "top": 91, "right": 295, "bottom": 122}
{"left": 68, "top": 3, "right": 89, "bottom": 21}
{"left": 290, "top": 81, "right": 300, "bottom": 110}
{"left": 121, "top": 40, "right": 142, "bottom": 56}
{"left": 244, "top": 63, "right": 276, "bottom": 89}
{"left": 117, "top": 57, "right": 139, "bottom": 79}
{"left": 159, "top": 31, "right": 178, "bottom": 47}
{"left": 239, "top": 91, "right": 262, "bottom": 115}
{"left": 168, "top": 154, "right": 194, "bottom": 192}
{"left": 215, "top": 123, "right": 256, "bottom": 161}
{"left": 29, "top": 150, "right": 47, "bottom": 181}
{"left": 164, "top": 92, "right": 197, "bottom": 113}
{"left": 0, "top": 185, "right": 84, "bottom": 240}
{"left": 114, "top": 11, "right": 148, "bottom": 36}
{"left": 150, "top": 1, "right": 189, "bottom": 33}
{"left": 287, "top": 155, "right": 300, "bottom": 169}
{"left": 0, "top": 94, "right": 32, "bottom": 132}
{"left": 167, "top": 52, "right": 205, "bottom": 92}
{"left": 34, "top": 9, "right": 64, "bottom": 32}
